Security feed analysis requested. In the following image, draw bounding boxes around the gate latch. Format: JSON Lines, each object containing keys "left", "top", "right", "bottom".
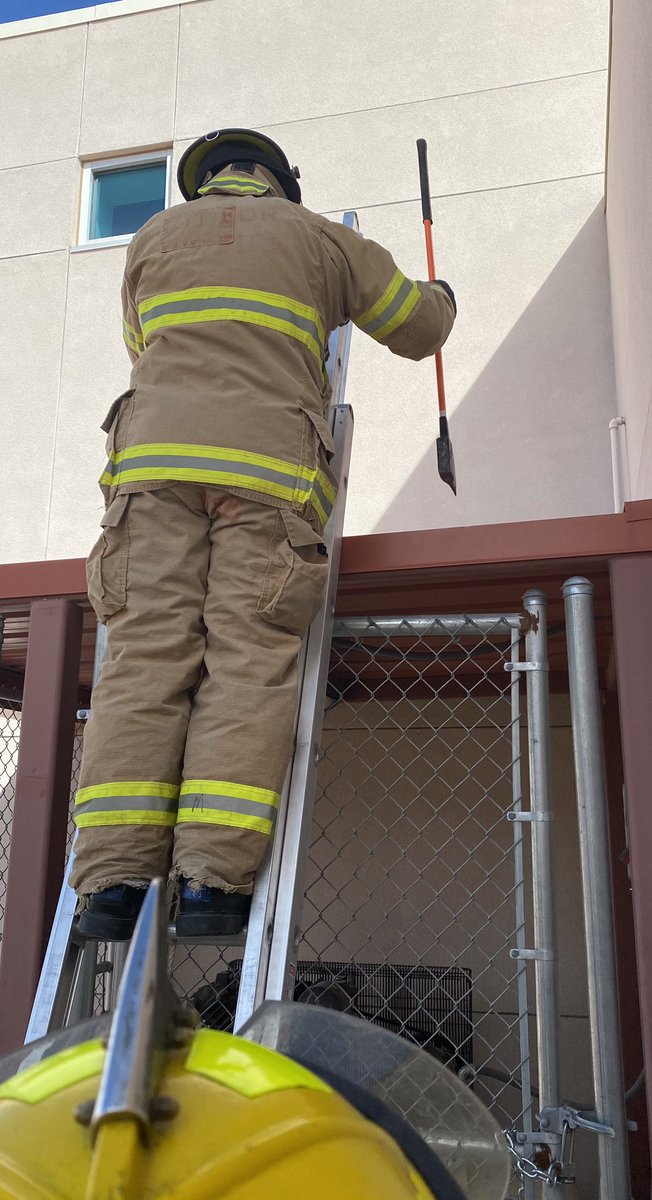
{"left": 539, "top": 1105, "right": 615, "bottom": 1138}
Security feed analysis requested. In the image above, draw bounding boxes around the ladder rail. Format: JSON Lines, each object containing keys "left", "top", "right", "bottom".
{"left": 234, "top": 212, "right": 358, "bottom": 1027}
{"left": 234, "top": 404, "right": 354, "bottom": 1029}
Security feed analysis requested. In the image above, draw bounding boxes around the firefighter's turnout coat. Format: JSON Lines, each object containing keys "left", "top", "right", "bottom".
{"left": 71, "top": 165, "right": 455, "bottom": 898}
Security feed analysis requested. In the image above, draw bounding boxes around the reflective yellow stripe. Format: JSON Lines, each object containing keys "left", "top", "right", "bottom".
{"left": 186, "top": 1030, "right": 331, "bottom": 1098}
{"left": 75, "top": 781, "right": 179, "bottom": 829}
{"left": 357, "top": 269, "right": 421, "bottom": 342}
{"left": 122, "top": 319, "right": 144, "bottom": 356}
{"left": 76, "top": 781, "right": 179, "bottom": 804}
{"left": 137, "top": 286, "right": 325, "bottom": 364}
{"left": 0, "top": 1041, "right": 104, "bottom": 1104}
{"left": 99, "top": 442, "right": 336, "bottom": 520}
{"left": 198, "top": 173, "right": 269, "bottom": 195}
{"left": 358, "top": 269, "right": 405, "bottom": 328}
{"left": 76, "top": 810, "right": 177, "bottom": 828}
{"left": 373, "top": 282, "right": 420, "bottom": 340}
{"left": 176, "top": 810, "right": 274, "bottom": 834}
{"left": 177, "top": 779, "right": 279, "bottom": 836}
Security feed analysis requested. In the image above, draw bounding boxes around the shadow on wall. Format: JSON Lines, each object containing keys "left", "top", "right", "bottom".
{"left": 374, "top": 204, "right": 617, "bottom": 533}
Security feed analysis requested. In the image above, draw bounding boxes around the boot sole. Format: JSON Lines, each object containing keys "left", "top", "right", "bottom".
{"left": 176, "top": 912, "right": 248, "bottom": 940}
{"left": 76, "top": 910, "right": 138, "bottom": 942}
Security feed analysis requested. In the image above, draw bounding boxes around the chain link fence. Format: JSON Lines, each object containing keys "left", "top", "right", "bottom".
{"left": 168, "top": 613, "right": 536, "bottom": 1140}
{"left": 0, "top": 701, "right": 22, "bottom": 953}
{"left": 60, "top": 611, "right": 540, "bottom": 1174}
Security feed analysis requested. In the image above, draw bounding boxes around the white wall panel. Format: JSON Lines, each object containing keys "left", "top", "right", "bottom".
{"left": 46, "top": 247, "right": 129, "bottom": 560}
{"left": 79, "top": 8, "right": 179, "bottom": 156}
{"left": 341, "top": 174, "right": 615, "bottom": 534}
{"left": 606, "top": 0, "right": 652, "bottom": 502}
{"left": 264, "top": 72, "right": 607, "bottom": 217}
{"left": 176, "top": 0, "right": 608, "bottom": 137}
{"left": 0, "top": 25, "right": 86, "bottom": 171}
{"left": 0, "top": 160, "right": 79, "bottom": 258}
{"left": 0, "top": 252, "right": 68, "bottom": 564}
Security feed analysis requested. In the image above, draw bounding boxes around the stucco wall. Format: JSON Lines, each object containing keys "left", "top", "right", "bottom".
{"left": 605, "top": 0, "right": 652, "bottom": 502}
{"left": 0, "top": 0, "right": 615, "bottom": 563}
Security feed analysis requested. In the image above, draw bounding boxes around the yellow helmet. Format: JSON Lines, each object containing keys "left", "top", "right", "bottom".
{"left": 0, "top": 884, "right": 510, "bottom": 1200}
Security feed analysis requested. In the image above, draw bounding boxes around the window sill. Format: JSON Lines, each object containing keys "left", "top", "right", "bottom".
{"left": 72, "top": 235, "right": 134, "bottom": 253}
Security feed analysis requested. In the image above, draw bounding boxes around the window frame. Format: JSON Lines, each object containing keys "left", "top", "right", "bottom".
{"left": 75, "top": 149, "right": 173, "bottom": 252}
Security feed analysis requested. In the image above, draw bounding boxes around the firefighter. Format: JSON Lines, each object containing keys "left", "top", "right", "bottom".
{"left": 70, "top": 128, "right": 457, "bottom": 941}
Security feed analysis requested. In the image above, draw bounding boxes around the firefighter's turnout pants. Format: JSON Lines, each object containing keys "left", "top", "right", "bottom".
{"left": 70, "top": 484, "right": 328, "bottom": 897}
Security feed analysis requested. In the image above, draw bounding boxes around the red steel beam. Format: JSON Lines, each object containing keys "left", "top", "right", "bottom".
{"left": 0, "top": 503, "right": 651, "bottom": 608}
{"left": 0, "top": 599, "right": 83, "bottom": 1052}
{"left": 610, "top": 554, "right": 652, "bottom": 1161}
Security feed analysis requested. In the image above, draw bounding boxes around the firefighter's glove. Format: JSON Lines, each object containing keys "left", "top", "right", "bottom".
{"left": 433, "top": 279, "right": 457, "bottom": 315}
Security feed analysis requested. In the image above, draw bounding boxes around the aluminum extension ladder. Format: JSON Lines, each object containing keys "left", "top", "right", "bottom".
{"left": 26, "top": 211, "right": 358, "bottom": 1044}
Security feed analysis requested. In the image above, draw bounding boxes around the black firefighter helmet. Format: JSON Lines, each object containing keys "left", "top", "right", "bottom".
{"left": 177, "top": 128, "right": 302, "bottom": 203}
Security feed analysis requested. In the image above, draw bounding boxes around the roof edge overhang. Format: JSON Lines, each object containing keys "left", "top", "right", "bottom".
{"left": 0, "top": 501, "right": 650, "bottom": 612}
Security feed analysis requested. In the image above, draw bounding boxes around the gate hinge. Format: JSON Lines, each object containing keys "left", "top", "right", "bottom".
{"left": 504, "top": 661, "right": 548, "bottom": 673}
{"left": 509, "top": 947, "right": 553, "bottom": 961}
{"left": 507, "top": 809, "right": 553, "bottom": 824}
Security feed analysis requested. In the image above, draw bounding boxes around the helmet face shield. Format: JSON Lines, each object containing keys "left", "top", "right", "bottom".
{"left": 239, "top": 1002, "right": 512, "bottom": 1200}
{"left": 178, "top": 129, "right": 301, "bottom": 203}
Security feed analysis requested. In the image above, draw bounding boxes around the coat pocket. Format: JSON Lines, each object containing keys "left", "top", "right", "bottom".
{"left": 86, "top": 493, "right": 131, "bottom": 623}
{"left": 257, "top": 510, "right": 328, "bottom": 637}
{"left": 300, "top": 402, "right": 336, "bottom": 461}
{"left": 99, "top": 389, "right": 135, "bottom": 503}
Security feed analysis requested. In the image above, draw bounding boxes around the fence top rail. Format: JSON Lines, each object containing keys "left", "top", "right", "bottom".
{"left": 333, "top": 615, "right": 524, "bottom": 638}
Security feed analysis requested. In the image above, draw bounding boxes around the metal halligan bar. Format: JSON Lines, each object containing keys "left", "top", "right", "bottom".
{"left": 562, "top": 577, "right": 631, "bottom": 1199}
{"left": 509, "top": 628, "right": 535, "bottom": 1132}
{"left": 25, "top": 621, "right": 108, "bottom": 1041}
{"left": 521, "top": 591, "right": 561, "bottom": 1123}
{"left": 334, "top": 615, "right": 523, "bottom": 638}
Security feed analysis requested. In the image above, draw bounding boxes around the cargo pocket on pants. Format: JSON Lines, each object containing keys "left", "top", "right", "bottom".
{"left": 86, "top": 492, "right": 131, "bottom": 623}
{"left": 257, "top": 510, "right": 328, "bottom": 638}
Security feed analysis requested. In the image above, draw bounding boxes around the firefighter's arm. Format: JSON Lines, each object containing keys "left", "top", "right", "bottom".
{"left": 319, "top": 219, "right": 455, "bottom": 362}
{"left": 120, "top": 257, "right": 144, "bottom": 365}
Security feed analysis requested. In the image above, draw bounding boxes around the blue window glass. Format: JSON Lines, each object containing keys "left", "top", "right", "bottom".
{"left": 89, "top": 162, "right": 166, "bottom": 239}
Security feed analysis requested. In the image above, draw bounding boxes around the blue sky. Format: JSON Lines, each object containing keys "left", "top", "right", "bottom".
{"left": 1, "top": 0, "right": 114, "bottom": 21}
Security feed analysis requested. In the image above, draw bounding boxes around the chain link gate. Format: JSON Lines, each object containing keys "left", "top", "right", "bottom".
{"left": 164, "top": 598, "right": 562, "bottom": 1196}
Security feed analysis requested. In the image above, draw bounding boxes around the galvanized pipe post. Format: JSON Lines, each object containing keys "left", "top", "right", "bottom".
{"left": 522, "top": 589, "right": 561, "bottom": 1126}
{"left": 562, "top": 577, "right": 631, "bottom": 1199}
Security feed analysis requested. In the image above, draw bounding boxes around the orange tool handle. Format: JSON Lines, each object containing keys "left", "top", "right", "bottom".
{"left": 417, "top": 138, "right": 447, "bottom": 420}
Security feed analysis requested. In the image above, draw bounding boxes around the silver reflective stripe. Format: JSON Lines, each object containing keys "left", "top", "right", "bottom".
{"left": 140, "top": 295, "right": 322, "bottom": 342}
{"left": 361, "top": 276, "right": 417, "bottom": 338}
{"left": 312, "top": 477, "right": 335, "bottom": 519}
{"left": 75, "top": 794, "right": 178, "bottom": 815}
{"left": 178, "top": 792, "right": 278, "bottom": 825}
{"left": 103, "top": 454, "right": 311, "bottom": 494}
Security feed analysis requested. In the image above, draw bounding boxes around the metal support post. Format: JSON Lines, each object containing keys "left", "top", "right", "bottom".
{"left": 508, "top": 626, "right": 534, "bottom": 1199}
{"left": 563, "top": 577, "right": 631, "bottom": 1199}
{"left": 0, "top": 599, "right": 83, "bottom": 1052}
{"left": 26, "top": 622, "right": 107, "bottom": 1042}
{"left": 521, "top": 590, "right": 560, "bottom": 1121}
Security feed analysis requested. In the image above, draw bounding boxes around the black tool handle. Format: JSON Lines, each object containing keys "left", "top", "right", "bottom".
{"left": 416, "top": 138, "right": 432, "bottom": 223}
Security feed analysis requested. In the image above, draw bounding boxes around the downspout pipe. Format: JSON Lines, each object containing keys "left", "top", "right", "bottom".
{"left": 609, "top": 418, "right": 631, "bottom": 513}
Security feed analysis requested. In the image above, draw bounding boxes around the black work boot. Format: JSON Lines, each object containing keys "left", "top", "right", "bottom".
{"left": 77, "top": 884, "right": 147, "bottom": 941}
{"left": 176, "top": 881, "right": 251, "bottom": 939}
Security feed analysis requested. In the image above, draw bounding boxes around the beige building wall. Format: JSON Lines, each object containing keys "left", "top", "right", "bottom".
{"left": 605, "top": 0, "right": 652, "bottom": 502}
{"left": 1, "top": 0, "right": 614, "bottom": 565}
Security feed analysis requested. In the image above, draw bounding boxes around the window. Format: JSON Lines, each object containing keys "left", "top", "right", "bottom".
{"left": 78, "top": 151, "right": 172, "bottom": 249}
